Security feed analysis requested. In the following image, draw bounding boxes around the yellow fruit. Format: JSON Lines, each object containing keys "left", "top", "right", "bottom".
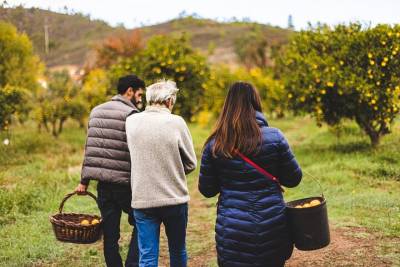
{"left": 303, "top": 203, "right": 311, "bottom": 208}
{"left": 91, "top": 219, "right": 100, "bottom": 225}
{"left": 295, "top": 205, "right": 302, "bottom": 208}
{"left": 81, "top": 219, "right": 90, "bottom": 226}
{"left": 310, "top": 200, "right": 321, "bottom": 206}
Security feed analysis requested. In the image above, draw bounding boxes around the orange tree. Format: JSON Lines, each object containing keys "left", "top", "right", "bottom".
{"left": 34, "top": 70, "right": 86, "bottom": 136}
{"left": 109, "top": 34, "right": 209, "bottom": 121}
{"left": 276, "top": 23, "right": 400, "bottom": 146}
{"left": 81, "top": 68, "right": 110, "bottom": 110}
{"left": 202, "top": 64, "right": 286, "bottom": 119}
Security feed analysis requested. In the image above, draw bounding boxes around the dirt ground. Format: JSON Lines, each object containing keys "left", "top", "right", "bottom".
{"left": 287, "top": 226, "right": 398, "bottom": 267}
{"left": 156, "top": 185, "right": 400, "bottom": 267}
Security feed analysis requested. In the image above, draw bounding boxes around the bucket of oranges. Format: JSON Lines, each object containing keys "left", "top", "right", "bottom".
{"left": 50, "top": 191, "right": 102, "bottom": 244}
{"left": 285, "top": 174, "right": 330, "bottom": 251}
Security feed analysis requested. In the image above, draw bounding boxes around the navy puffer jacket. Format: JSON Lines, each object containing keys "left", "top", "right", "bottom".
{"left": 199, "top": 112, "right": 302, "bottom": 267}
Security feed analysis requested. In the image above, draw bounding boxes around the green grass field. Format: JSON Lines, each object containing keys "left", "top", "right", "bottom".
{"left": 0, "top": 116, "right": 399, "bottom": 266}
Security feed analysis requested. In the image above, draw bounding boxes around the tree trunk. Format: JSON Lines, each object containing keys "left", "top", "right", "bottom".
{"left": 43, "top": 118, "right": 50, "bottom": 132}
{"left": 363, "top": 126, "right": 380, "bottom": 147}
{"left": 368, "top": 132, "right": 380, "bottom": 147}
{"left": 79, "top": 119, "right": 85, "bottom": 129}
{"left": 51, "top": 121, "right": 58, "bottom": 137}
{"left": 58, "top": 118, "right": 66, "bottom": 135}
{"left": 355, "top": 116, "right": 381, "bottom": 147}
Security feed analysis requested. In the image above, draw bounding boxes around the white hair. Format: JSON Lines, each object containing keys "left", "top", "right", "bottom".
{"left": 146, "top": 80, "right": 179, "bottom": 105}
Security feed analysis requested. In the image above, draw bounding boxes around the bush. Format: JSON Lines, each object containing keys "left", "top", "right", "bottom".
{"left": 81, "top": 68, "right": 110, "bottom": 110}
{"left": 0, "top": 22, "right": 42, "bottom": 128}
{"left": 34, "top": 70, "right": 87, "bottom": 136}
{"left": 0, "top": 85, "right": 30, "bottom": 129}
{"left": 276, "top": 23, "right": 400, "bottom": 146}
{"left": 202, "top": 65, "right": 286, "bottom": 119}
{"left": 110, "top": 34, "right": 210, "bottom": 121}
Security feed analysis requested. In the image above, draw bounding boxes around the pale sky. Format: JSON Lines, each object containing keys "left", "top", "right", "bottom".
{"left": 5, "top": 0, "right": 400, "bottom": 29}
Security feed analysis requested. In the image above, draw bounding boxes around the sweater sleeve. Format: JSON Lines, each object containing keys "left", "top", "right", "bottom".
{"left": 198, "top": 142, "right": 220, "bottom": 198}
{"left": 178, "top": 118, "right": 197, "bottom": 175}
{"left": 277, "top": 131, "right": 302, "bottom": 188}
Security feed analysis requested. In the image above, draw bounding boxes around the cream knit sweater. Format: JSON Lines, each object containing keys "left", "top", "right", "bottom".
{"left": 126, "top": 105, "right": 197, "bottom": 209}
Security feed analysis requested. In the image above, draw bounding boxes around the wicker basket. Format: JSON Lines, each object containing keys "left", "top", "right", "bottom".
{"left": 50, "top": 191, "right": 102, "bottom": 244}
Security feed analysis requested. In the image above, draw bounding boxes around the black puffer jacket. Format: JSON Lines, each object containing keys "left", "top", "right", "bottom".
{"left": 81, "top": 95, "right": 138, "bottom": 185}
{"left": 199, "top": 112, "right": 302, "bottom": 267}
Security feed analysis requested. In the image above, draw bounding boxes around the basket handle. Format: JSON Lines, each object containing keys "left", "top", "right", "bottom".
{"left": 59, "top": 191, "right": 97, "bottom": 214}
{"left": 302, "top": 169, "right": 325, "bottom": 199}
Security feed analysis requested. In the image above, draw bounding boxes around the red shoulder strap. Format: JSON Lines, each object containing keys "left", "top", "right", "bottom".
{"left": 237, "top": 152, "right": 285, "bottom": 193}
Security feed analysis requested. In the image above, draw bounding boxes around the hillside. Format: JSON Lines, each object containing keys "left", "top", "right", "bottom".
{"left": 0, "top": 6, "right": 116, "bottom": 67}
{"left": 140, "top": 17, "right": 292, "bottom": 65}
{"left": 0, "top": 6, "right": 293, "bottom": 67}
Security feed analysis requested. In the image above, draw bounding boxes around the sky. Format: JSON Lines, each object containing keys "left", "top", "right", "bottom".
{"left": 5, "top": 0, "right": 400, "bottom": 29}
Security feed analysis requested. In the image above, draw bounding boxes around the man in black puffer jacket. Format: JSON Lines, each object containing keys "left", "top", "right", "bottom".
{"left": 75, "top": 75, "right": 145, "bottom": 267}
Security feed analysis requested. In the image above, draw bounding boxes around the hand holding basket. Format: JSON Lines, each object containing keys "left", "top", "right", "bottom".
{"left": 50, "top": 191, "right": 102, "bottom": 244}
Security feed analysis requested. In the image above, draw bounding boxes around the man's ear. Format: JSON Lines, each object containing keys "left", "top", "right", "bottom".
{"left": 127, "top": 87, "right": 134, "bottom": 97}
{"left": 166, "top": 98, "right": 171, "bottom": 107}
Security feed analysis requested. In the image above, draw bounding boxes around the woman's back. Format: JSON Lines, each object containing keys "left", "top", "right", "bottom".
{"left": 199, "top": 81, "right": 302, "bottom": 266}
{"left": 199, "top": 111, "right": 302, "bottom": 267}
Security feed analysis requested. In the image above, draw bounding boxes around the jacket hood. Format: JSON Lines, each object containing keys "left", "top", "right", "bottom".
{"left": 256, "top": 111, "right": 269, "bottom": 127}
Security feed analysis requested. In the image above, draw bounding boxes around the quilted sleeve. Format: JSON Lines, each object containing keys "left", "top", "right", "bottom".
{"left": 198, "top": 141, "right": 220, "bottom": 198}
{"left": 277, "top": 131, "right": 302, "bottom": 188}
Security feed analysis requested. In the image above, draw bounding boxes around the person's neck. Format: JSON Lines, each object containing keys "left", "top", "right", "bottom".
{"left": 152, "top": 103, "right": 168, "bottom": 109}
{"left": 147, "top": 104, "right": 172, "bottom": 112}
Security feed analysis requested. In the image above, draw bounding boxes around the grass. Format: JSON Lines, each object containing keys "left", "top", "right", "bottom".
{"left": 272, "top": 116, "right": 400, "bottom": 236}
{"left": 0, "top": 116, "right": 399, "bottom": 266}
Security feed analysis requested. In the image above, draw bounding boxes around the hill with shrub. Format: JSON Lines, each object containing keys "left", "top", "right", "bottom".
{"left": 0, "top": 6, "right": 292, "bottom": 67}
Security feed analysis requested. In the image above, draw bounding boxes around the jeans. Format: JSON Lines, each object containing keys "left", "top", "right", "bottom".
{"left": 97, "top": 182, "right": 139, "bottom": 267}
{"left": 133, "top": 203, "right": 188, "bottom": 267}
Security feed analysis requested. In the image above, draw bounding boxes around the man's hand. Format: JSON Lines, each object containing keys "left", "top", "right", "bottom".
{"left": 75, "top": 183, "right": 88, "bottom": 195}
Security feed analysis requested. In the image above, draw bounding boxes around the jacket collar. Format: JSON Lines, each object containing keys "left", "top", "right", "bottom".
{"left": 145, "top": 105, "right": 172, "bottom": 114}
{"left": 111, "top": 95, "right": 138, "bottom": 110}
{"left": 256, "top": 111, "right": 269, "bottom": 127}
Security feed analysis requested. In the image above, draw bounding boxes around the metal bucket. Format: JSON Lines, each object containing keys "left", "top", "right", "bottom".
{"left": 286, "top": 196, "right": 330, "bottom": 251}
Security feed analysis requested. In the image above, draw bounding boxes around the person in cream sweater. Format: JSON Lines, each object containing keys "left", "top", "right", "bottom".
{"left": 125, "top": 80, "right": 196, "bottom": 267}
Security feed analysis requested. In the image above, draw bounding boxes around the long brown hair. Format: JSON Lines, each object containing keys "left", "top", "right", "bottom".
{"left": 205, "top": 81, "right": 263, "bottom": 158}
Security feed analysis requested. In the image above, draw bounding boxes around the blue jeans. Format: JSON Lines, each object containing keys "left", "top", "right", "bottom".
{"left": 133, "top": 203, "right": 188, "bottom": 267}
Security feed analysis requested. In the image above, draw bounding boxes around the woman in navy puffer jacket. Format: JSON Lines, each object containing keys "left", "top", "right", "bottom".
{"left": 199, "top": 82, "right": 302, "bottom": 267}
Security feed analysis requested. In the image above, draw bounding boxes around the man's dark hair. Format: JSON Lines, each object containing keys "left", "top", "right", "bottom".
{"left": 117, "top": 75, "right": 145, "bottom": 94}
